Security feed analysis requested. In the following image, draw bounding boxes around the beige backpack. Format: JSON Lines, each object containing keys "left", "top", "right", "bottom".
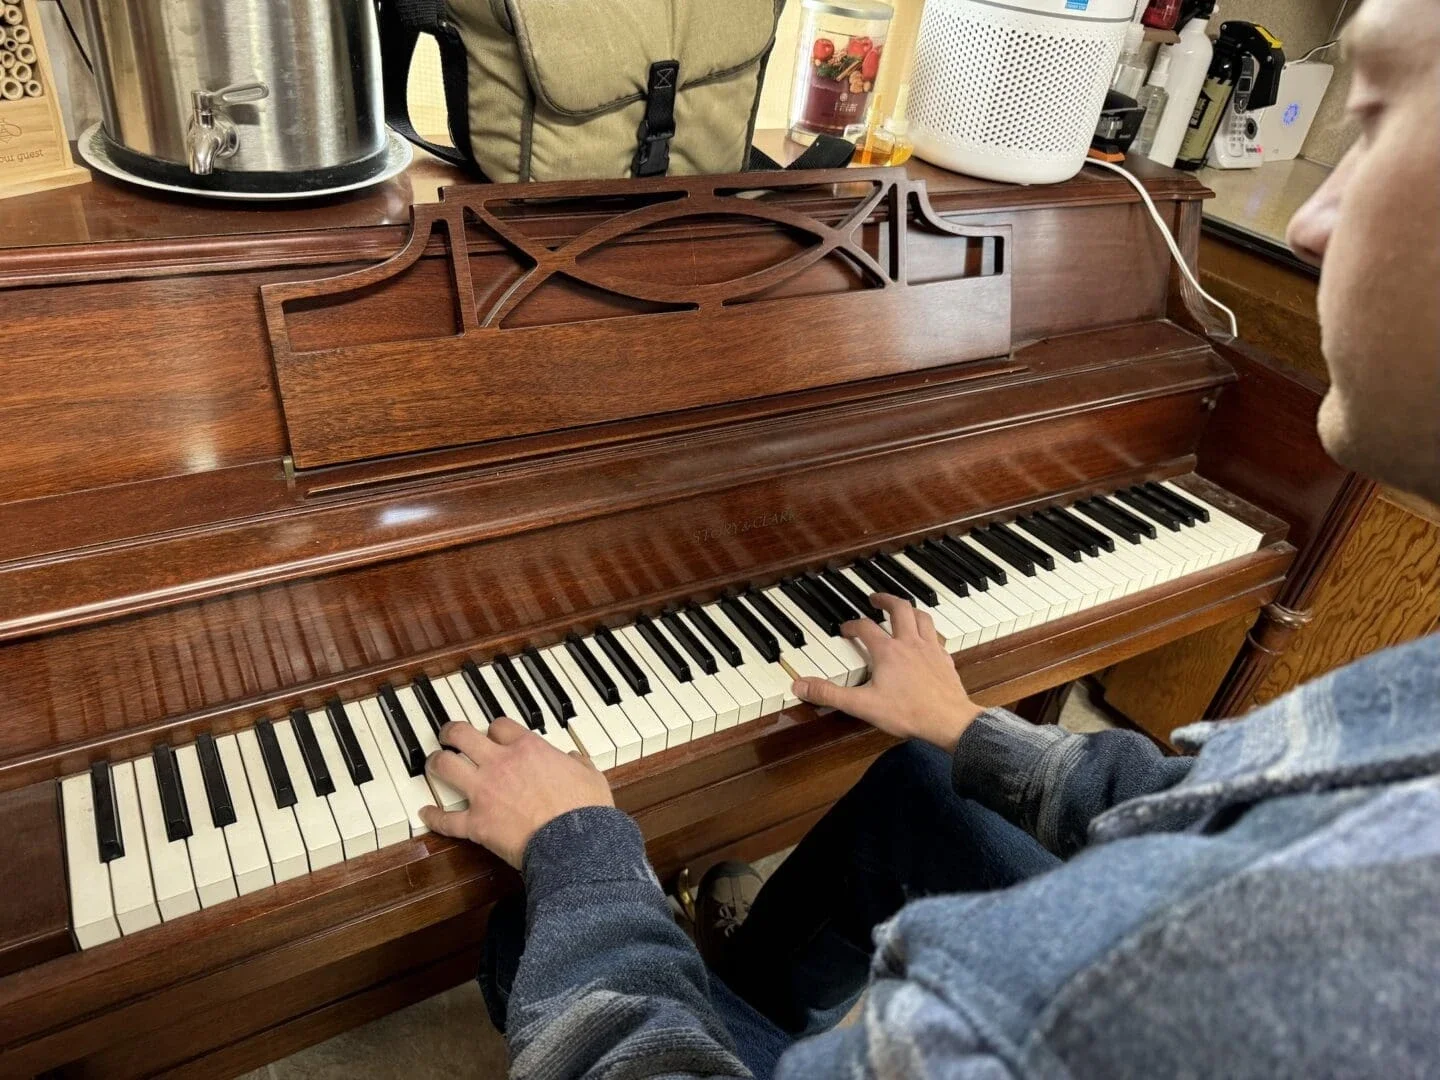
{"left": 380, "top": 0, "right": 851, "bottom": 181}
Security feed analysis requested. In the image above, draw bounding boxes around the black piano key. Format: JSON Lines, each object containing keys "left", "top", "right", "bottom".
{"left": 1017, "top": 515, "right": 1082, "bottom": 562}
{"left": 905, "top": 544, "right": 970, "bottom": 599}
{"left": 1115, "top": 488, "right": 1182, "bottom": 532}
{"left": 90, "top": 760, "right": 124, "bottom": 862}
{"left": 194, "top": 732, "right": 236, "bottom": 828}
{"left": 744, "top": 589, "right": 805, "bottom": 648}
{"left": 821, "top": 567, "right": 885, "bottom": 621}
{"left": 461, "top": 659, "right": 507, "bottom": 722}
{"left": 1124, "top": 485, "right": 1186, "bottom": 529}
{"left": 494, "top": 653, "right": 545, "bottom": 729}
{"left": 872, "top": 552, "right": 939, "bottom": 607}
{"left": 799, "top": 572, "right": 859, "bottom": 627}
{"left": 990, "top": 522, "right": 1056, "bottom": 571}
{"left": 780, "top": 578, "right": 840, "bottom": 636}
{"left": 970, "top": 527, "right": 1035, "bottom": 576}
{"left": 919, "top": 539, "right": 982, "bottom": 591}
{"left": 565, "top": 635, "right": 622, "bottom": 703}
{"left": 594, "top": 626, "right": 650, "bottom": 697}
{"left": 324, "top": 698, "right": 372, "bottom": 786}
{"left": 636, "top": 614, "right": 692, "bottom": 682}
{"left": 1091, "top": 494, "right": 1156, "bottom": 538}
{"left": 411, "top": 673, "right": 451, "bottom": 737}
{"left": 523, "top": 648, "right": 576, "bottom": 725}
{"left": 1038, "top": 510, "right": 1100, "bottom": 557}
{"left": 289, "top": 707, "right": 335, "bottom": 797}
{"left": 1144, "top": 481, "right": 1208, "bottom": 523}
{"left": 150, "top": 744, "right": 192, "bottom": 843}
{"left": 661, "top": 611, "right": 717, "bottom": 676}
{"left": 850, "top": 558, "right": 914, "bottom": 605}
{"left": 685, "top": 605, "right": 744, "bottom": 667}
{"left": 253, "top": 719, "right": 298, "bottom": 808}
{"left": 720, "top": 595, "right": 780, "bottom": 662}
{"left": 941, "top": 534, "right": 1007, "bottom": 585}
{"left": 1050, "top": 505, "right": 1114, "bottom": 552}
{"left": 377, "top": 683, "right": 426, "bottom": 777}
{"left": 1076, "top": 499, "right": 1143, "bottom": 544}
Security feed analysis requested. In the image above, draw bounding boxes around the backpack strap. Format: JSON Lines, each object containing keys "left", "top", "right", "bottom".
{"left": 378, "top": 0, "right": 485, "bottom": 176}
{"left": 747, "top": 135, "right": 856, "bottom": 172}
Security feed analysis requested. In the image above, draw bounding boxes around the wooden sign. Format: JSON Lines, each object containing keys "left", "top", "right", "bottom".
{"left": 0, "top": 0, "right": 88, "bottom": 197}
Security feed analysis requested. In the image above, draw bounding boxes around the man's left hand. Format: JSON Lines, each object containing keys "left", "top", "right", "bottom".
{"left": 419, "top": 716, "right": 614, "bottom": 869}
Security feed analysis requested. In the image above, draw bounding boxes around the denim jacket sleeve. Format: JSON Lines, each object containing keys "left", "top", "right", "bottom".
{"left": 505, "top": 805, "right": 752, "bottom": 1080}
{"left": 950, "top": 707, "right": 1194, "bottom": 858}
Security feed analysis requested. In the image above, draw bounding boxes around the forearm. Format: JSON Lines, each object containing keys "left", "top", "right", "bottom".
{"left": 951, "top": 708, "right": 1193, "bottom": 858}
{"left": 506, "top": 807, "right": 750, "bottom": 1080}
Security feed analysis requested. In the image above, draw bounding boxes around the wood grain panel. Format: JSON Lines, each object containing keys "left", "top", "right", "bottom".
{"left": 1101, "top": 611, "right": 1256, "bottom": 745}
{"left": 1252, "top": 494, "right": 1440, "bottom": 705}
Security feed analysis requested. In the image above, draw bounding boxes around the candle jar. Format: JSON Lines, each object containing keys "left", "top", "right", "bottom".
{"left": 788, "top": 0, "right": 894, "bottom": 144}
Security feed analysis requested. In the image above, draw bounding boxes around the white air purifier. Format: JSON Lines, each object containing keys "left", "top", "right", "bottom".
{"left": 909, "top": 0, "right": 1135, "bottom": 184}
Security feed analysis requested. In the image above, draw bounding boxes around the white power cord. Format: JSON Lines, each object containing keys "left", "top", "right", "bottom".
{"left": 1089, "top": 157, "right": 1240, "bottom": 341}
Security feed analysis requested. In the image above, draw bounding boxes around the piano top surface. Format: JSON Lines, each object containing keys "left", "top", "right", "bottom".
{"left": 0, "top": 133, "right": 1211, "bottom": 261}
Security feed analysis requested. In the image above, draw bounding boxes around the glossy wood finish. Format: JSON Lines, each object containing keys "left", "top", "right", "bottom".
{"left": 0, "top": 155, "right": 1311, "bottom": 1078}
{"left": 262, "top": 171, "right": 1011, "bottom": 468}
{"left": 0, "top": 784, "right": 71, "bottom": 977}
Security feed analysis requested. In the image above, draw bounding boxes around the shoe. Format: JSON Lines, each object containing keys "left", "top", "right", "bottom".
{"left": 693, "top": 860, "right": 763, "bottom": 974}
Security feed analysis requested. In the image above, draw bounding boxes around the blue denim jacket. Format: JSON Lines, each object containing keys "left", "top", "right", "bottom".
{"left": 504, "top": 633, "right": 1440, "bottom": 1078}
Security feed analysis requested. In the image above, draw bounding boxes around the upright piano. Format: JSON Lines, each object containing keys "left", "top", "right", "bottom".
{"left": 0, "top": 155, "right": 1347, "bottom": 1077}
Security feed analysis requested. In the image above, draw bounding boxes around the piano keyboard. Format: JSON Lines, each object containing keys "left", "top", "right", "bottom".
{"left": 61, "top": 480, "right": 1261, "bottom": 949}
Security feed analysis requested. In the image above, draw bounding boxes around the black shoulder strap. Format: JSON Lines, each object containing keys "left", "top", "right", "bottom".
{"left": 378, "top": 0, "right": 484, "bottom": 175}
{"left": 747, "top": 134, "right": 856, "bottom": 172}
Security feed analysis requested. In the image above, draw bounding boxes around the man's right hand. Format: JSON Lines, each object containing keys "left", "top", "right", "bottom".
{"left": 791, "top": 593, "right": 985, "bottom": 753}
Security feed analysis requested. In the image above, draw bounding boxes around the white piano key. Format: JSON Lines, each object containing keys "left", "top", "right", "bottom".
{"left": 235, "top": 728, "right": 309, "bottom": 883}
{"left": 306, "top": 708, "right": 379, "bottom": 859}
{"left": 708, "top": 603, "right": 795, "bottom": 713}
{"left": 430, "top": 675, "right": 476, "bottom": 733}
{"left": 767, "top": 586, "right": 866, "bottom": 686}
{"left": 1076, "top": 513, "right": 1162, "bottom": 591}
{"left": 1162, "top": 482, "right": 1264, "bottom": 554}
{"left": 174, "top": 745, "right": 238, "bottom": 908}
{"left": 883, "top": 558, "right": 983, "bottom": 651}
{"left": 107, "top": 762, "right": 161, "bottom": 934}
{"left": 540, "top": 647, "right": 618, "bottom": 769}
{"left": 443, "top": 671, "right": 490, "bottom": 731}
{"left": 132, "top": 755, "right": 201, "bottom": 921}
{"left": 359, "top": 697, "right": 432, "bottom": 835}
{"left": 1087, "top": 512, "right": 1178, "bottom": 585}
{"left": 618, "top": 625, "right": 693, "bottom": 747}
{"left": 875, "top": 560, "right": 970, "bottom": 651}
{"left": 764, "top": 587, "right": 849, "bottom": 683}
{"left": 272, "top": 719, "right": 344, "bottom": 871}
{"left": 584, "top": 643, "right": 669, "bottom": 755}
{"left": 549, "top": 645, "right": 641, "bottom": 765}
{"left": 950, "top": 538, "right": 1042, "bottom": 630}
{"left": 622, "top": 624, "right": 717, "bottom": 737}
{"left": 394, "top": 685, "right": 468, "bottom": 812}
{"left": 343, "top": 713, "right": 412, "bottom": 847}
{"left": 1022, "top": 529, "right": 1116, "bottom": 605}
{"left": 215, "top": 734, "right": 274, "bottom": 895}
{"left": 60, "top": 774, "right": 121, "bottom": 949}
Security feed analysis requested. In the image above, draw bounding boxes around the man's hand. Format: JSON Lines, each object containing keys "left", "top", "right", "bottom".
{"left": 791, "top": 593, "right": 984, "bottom": 753}
{"left": 419, "top": 716, "right": 614, "bottom": 869}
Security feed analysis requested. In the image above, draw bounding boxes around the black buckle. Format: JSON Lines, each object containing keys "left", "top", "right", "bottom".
{"left": 633, "top": 60, "right": 679, "bottom": 177}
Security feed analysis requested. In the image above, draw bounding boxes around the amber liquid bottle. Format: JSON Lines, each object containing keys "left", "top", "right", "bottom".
{"left": 850, "top": 85, "right": 914, "bottom": 167}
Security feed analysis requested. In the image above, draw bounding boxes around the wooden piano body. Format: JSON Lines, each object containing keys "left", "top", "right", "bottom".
{"left": 0, "top": 156, "right": 1346, "bottom": 1077}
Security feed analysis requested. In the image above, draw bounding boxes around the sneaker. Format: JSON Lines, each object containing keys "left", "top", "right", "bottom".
{"left": 693, "top": 860, "right": 763, "bottom": 974}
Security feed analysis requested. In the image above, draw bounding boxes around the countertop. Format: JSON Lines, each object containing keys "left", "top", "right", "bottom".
{"left": 1196, "top": 157, "right": 1331, "bottom": 270}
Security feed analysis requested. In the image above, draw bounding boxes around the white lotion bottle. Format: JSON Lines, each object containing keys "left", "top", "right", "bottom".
{"left": 1145, "top": 6, "right": 1215, "bottom": 168}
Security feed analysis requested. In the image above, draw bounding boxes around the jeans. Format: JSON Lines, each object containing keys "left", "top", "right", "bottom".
{"left": 481, "top": 740, "right": 1060, "bottom": 1077}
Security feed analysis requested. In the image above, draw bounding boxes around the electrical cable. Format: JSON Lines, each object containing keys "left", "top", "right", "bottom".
{"left": 49, "top": 0, "right": 91, "bottom": 74}
{"left": 1090, "top": 157, "right": 1239, "bottom": 341}
{"left": 1294, "top": 39, "right": 1340, "bottom": 64}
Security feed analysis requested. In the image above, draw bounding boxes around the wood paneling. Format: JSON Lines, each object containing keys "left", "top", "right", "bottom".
{"left": 1252, "top": 494, "right": 1440, "bottom": 704}
{"left": 1102, "top": 612, "right": 1256, "bottom": 745}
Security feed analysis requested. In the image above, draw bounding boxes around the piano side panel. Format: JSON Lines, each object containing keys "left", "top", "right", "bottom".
{"left": 0, "top": 387, "right": 1221, "bottom": 786}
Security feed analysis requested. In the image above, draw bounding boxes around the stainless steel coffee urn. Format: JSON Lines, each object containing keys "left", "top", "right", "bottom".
{"left": 81, "top": 0, "right": 389, "bottom": 194}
